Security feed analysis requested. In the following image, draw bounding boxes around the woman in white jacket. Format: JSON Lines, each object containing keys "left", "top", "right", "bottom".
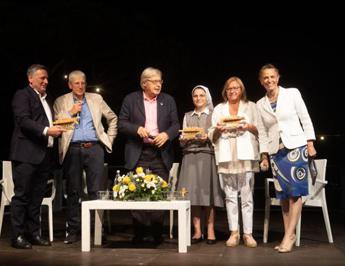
{"left": 257, "top": 64, "right": 317, "bottom": 253}
{"left": 209, "top": 76, "right": 259, "bottom": 248}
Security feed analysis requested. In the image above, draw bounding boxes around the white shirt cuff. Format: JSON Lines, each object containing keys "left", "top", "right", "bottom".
{"left": 43, "top": 127, "right": 49, "bottom": 136}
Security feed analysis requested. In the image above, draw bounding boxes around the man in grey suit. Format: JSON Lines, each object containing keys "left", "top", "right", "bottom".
{"left": 119, "top": 67, "right": 180, "bottom": 244}
{"left": 54, "top": 70, "right": 117, "bottom": 244}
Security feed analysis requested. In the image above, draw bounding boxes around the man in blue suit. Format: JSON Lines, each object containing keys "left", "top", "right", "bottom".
{"left": 10, "top": 64, "right": 65, "bottom": 249}
{"left": 119, "top": 67, "right": 180, "bottom": 244}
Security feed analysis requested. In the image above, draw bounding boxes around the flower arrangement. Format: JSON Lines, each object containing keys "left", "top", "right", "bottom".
{"left": 112, "top": 167, "right": 169, "bottom": 201}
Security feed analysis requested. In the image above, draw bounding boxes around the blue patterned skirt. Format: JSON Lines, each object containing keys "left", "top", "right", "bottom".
{"left": 270, "top": 145, "right": 309, "bottom": 200}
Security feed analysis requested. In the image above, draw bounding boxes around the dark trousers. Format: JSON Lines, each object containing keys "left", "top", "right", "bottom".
{"left": 63, "top": 143, "right": 105, "bottom": 234}
{"left": 132, "top": 145, "right": 169, "bottom": 238}
{"left": 10, "top": 149, "right": 53, "bottom": 240}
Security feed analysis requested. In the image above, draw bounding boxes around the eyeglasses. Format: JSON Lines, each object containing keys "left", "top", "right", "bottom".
{"left": 147, "top": 79, "right": 163, "bottom": 85}
{"left": 226, "top": 86, "right": 241, "bottom": 91}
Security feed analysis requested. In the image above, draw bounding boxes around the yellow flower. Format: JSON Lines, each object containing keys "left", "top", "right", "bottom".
{"left": 113, "top": 170, "right": 168, "bottom": 201}
{"left": 136, "top": 167, "right": 144, "bottom": 174}
{"left": 112, "top": 184, "right": 120, "bottom": 192}
{"left": 123, "top": 176, "right": 131, "bottom": 184}
{"left": 128, "top": 182, "right": 136, "bottom": 192}
{"left": 161, "top": 180, "right": 168, "bottom": 188}
{"left": 145, "top": 174, "right": 154, "bottom": 182}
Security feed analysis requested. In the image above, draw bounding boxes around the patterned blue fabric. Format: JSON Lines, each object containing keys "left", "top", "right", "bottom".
{"left": 270, "top": 102, "right": 277, "bottom": 112}
{"left": 270, "top": 145, "right": 309, "bottom": 200}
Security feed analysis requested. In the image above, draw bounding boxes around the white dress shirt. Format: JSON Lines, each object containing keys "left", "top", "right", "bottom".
{"left": 34, "top": 89, "right": 54, "bottom": 147}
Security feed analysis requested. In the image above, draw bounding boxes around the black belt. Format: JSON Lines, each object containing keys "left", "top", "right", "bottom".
{"left": 70, "top": 141, "right": 99, "bottom": 148}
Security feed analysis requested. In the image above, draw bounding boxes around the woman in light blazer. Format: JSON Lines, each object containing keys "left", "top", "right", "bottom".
{"left": 257, "top": 64, "right": 317, "bottom": 253}
{"left": 209, "top": 76, "right": 259, "bottom": 248}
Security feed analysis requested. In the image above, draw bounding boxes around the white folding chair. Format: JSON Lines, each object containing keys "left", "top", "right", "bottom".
{"left": 0, "top": 160, "right": 56, "bottom": 242}
{"left": 263, "top": 159, "right": 333, "bottom": 246}
{"left": 168, "top": 162, "right": 179, "bottom": 239}
{"left": 263, "top": 175, "right": 280, "bottom": 244}
{"left": 296, "top": 159, "right": 333, "bottom": 246}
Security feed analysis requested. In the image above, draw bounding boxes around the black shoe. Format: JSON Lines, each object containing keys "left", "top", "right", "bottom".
{"left": 11, "top": 235, "right": 32, "bottom": 249}
{"left": 64, "top": 233, "right": 80, "bottom": 244}
{"left": 191, "top": 237, "right": 204, "bottom": 244}
{"left": 206, "top": 239, "right": 217, "bottom": 245}
{"left": 28, "top": 235, "right": 51, "bottom": 246}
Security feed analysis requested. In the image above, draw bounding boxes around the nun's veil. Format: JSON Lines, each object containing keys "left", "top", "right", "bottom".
{"left": 191, "top": 85, "right": 213, "bottom": 111}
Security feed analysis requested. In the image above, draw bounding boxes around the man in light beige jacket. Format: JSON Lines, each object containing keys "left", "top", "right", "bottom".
{"left": 53, "top": 70, "right": 117, "bottom": 244}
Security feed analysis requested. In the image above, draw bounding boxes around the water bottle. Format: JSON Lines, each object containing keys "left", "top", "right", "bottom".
{"left": 113, "top": 170, "right": 121, "bottom": 200}
{"left": 114, "top": 170, "right": 121, "bottom": 185}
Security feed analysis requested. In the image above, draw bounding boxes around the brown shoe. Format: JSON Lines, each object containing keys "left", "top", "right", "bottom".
{"left": 226, "top": 231, "right": 240, "bottom": 247}
{"left": 243, "top": 234, "right": 257, "bottom": 248}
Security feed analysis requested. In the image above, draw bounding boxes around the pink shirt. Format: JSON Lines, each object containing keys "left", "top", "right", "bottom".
{"left": 143, "top": 92, "right": 159, "bottom": 142}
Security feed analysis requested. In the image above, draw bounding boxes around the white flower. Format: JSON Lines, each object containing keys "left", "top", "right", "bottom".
{"left": 118, "top": 175, "right": 125, "bottom": 182}
{"left": 119, "top": 185, "right": 128, "bottom": 195}
{"left": 146, "top": 181, "right": 156, "bottom": 189}
{"left": 112, "top": 170, "right": 168, "bottom": 201}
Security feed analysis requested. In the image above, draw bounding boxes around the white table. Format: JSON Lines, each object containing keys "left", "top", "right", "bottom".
{"left": 81, "top": 200, "right": 191, "bottom": 253}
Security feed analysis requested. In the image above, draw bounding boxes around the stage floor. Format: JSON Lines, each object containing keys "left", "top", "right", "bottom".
{"left": 0, "top": 207, "right": 344, "bottom": 266}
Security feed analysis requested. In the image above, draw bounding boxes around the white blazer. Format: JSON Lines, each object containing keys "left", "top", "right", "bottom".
{"left": 209, "top": 100, "right": 259, "bottom": 164}
{"left": 256, "top": 86, "right": 315, "bottom": 155}
{"left": 53, "top": 92, "right": 118, "bottom": 164}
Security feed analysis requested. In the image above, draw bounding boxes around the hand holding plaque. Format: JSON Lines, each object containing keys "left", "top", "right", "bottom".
{"left": 220, "top": 115, "right": 245, "bottom": 129}
{"left": 179, "top": 127, "right": 205, "bottom": 140}
{"left": 218, "top": 115, "right": 246, "bottom": 138}
{"left": 53, "top": 117, "right": 78, "bottom": 130}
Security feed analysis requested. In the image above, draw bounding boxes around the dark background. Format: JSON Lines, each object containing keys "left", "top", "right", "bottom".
{"left": 1, "top": 1, "right": 344, "bottom": 208}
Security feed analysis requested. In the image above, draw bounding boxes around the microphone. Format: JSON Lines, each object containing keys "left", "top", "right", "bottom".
{"left": 75, "top": 100, "right": 82, "bottom": 121}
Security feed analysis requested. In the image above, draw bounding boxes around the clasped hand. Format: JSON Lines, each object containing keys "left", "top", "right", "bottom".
{"left": 260, "top": 159, "right": 269, "bottom": 172}
{"left": 137, "top": 126, "right": 169, "bottom": 147}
